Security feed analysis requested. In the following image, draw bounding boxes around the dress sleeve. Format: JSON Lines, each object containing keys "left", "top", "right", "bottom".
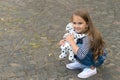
{"left": 76, "top": 36, "right": 90, "bottom": 60}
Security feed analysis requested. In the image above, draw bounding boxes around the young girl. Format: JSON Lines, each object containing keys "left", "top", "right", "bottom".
{"left": 59, "top": 9, "right": 107, "bottom": 78}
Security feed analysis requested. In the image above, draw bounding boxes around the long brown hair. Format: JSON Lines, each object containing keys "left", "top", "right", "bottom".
{"left": 72, "top": 9, "right": 105, "bottom": 61}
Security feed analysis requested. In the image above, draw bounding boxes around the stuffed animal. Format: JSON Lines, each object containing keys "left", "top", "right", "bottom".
{"left": 59, "top": 23, "right": 86, "bottom": 62}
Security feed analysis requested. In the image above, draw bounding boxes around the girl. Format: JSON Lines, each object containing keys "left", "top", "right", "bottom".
{"left": 59, "top": 9, "right": 107, "bottom": 78}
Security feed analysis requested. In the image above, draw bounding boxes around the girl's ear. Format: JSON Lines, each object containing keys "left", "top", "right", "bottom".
{"left": 85, "top": 26, "right": 88, "bottom": 30}
{"left": 86, "top": 22, "right": 89, "bottom": 26}
{"left": 86, "top": 22, "right": 89, "bottom": 28}
{"left": 85, "top": 24, "right": 89, "bottom": 31}
{"left": 86, "top": 25, "right": 88, "bottom": 28}
{"left": 86, "top": 24, "right": 88, "bottom": 28}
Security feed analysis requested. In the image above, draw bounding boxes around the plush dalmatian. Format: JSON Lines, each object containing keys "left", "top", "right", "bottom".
{"left": 59, "top": 23, "right": 86, "bottom": 62}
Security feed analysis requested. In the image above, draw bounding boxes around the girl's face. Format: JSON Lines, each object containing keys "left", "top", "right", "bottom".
{"left": 72, "top": 15, "right": 88, "bottom": 34}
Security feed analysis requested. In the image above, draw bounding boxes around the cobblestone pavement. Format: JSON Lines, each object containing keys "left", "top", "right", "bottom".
{"left": 0, "top": 0, "right": 120, "bottom": 80}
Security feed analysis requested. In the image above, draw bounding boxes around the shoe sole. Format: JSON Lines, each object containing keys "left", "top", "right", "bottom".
{"left": 78, "top": 72, "right": 97, "bottom": 78}
{"left": 66, "top": 65, "right": 83, "bottom": 69}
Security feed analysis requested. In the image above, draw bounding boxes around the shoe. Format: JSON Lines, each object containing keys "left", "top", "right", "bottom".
{"left": 66, "top": 61, "right": 86, "bottom": 69}
{"left": 78, "top": 68, "right": 97, "bottom": 78}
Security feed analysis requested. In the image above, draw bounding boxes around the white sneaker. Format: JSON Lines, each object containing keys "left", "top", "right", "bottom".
{"left": 78, "top": 68, "right": 97, "bottom": 78}
{"left": 66, "top": 61, "right": 86, "bottom": 69}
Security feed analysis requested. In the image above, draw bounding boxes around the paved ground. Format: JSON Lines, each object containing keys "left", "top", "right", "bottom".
{"left": 0, "top": 0, "right": 120, "bottom": 80}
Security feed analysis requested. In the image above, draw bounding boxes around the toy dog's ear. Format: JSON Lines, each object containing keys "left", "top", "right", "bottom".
{"left": 66, "top": 23, "right": 73, "bottom": 31}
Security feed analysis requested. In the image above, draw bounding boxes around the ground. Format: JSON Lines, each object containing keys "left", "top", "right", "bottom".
{"left": 0, "top": 0, "right": 120, "bottom": 80}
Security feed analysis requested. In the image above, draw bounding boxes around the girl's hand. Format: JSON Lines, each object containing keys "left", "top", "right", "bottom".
{"left": 65, "top": 34, "right": 74, "bottom": 43}
{"left": 65, "top": 34, "right": 79, "bottom": 54}
{"left": 58, "top": 39, "right": 66, "bottom": 46}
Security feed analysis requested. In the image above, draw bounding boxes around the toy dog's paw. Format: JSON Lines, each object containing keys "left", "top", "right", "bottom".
{"left": 68, "top": 56, "right": 76, "bottom": 62}
{"left": 69, "top": 58, "right": 76, "bottom": 62}
{"left": 59, "top": 54, "right": 66, "bottom": 59}
{"left": 58, "top": 55, "right": 66, "bottom": 61}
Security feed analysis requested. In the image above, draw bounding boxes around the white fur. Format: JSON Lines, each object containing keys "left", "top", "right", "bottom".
{"left": 59, "top": 23, "right": 86, "bottom": 62}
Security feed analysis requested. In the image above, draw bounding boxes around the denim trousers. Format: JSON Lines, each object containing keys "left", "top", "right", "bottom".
{"left": 75, "top": 43, "right": 95, "bottom": 67}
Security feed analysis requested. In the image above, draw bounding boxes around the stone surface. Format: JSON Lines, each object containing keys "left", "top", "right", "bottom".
{"left": 0, "top": 0, "right": 120, "bottom": 80}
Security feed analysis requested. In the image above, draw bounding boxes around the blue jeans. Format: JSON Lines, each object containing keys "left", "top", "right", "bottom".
{"left": 75, "top": 43, "right": 107, "bottom": 67}
{"left": 75, "top": 44, "right": 95, "bottom": 67}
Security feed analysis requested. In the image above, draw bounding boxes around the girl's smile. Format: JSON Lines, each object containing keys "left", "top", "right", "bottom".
{"left": 72, "top": 15, "right": 88, "bottom": 34}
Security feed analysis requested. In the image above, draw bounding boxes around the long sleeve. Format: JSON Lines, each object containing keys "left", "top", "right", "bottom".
{"left": 76, "top": 36, "right": 90, "bottom": 60}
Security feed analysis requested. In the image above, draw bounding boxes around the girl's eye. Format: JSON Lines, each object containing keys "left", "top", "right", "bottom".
{"left": 72, "top": 22, "right": 82, "bottom": 25}
{"left": 73, "top": 22, "right": 76, "bottom": 24}
{"left": 78, "top": 22, "right": 82, "bottom": 25}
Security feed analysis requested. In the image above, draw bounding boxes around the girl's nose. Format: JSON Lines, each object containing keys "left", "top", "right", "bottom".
{"left": 74, "top": 24, "right": 79, "bottom": 28}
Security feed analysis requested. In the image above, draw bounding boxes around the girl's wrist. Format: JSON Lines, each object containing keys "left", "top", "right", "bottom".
{"left": 69, "top": 40, "right": 74, "bottom": 45}
{"left": 70, "top": 41, "right": 79, "bottom": 54}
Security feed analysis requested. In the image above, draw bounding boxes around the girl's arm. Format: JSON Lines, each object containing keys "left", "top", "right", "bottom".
{"left": 66, "top": 34, "right": 90, "bottom": 60}
{"left": 65, "top": 34, "right": 79, "bottom": 54}
{"left": 58, "top": 39, "right": 66, "bottom": 46}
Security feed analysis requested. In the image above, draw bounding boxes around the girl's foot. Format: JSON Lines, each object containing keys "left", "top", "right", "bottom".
{"left": 66, "top": 61, "right": 86, "bottom": 69}
{"left": 77, "top": 67, "right": 97, "bottom": 78}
